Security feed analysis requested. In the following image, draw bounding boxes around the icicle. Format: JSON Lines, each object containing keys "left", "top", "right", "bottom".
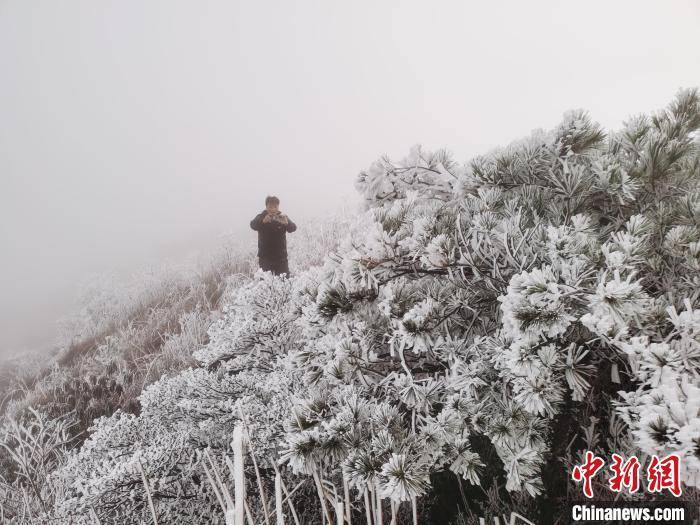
{"left": 89, "top": 506, "right": 102, "bottom": 525}
{"left": 273, "top": 464, "right": 301, "bottom": 525}
{"left": 238, "top": 407, "right": 271, "bottom": 525}
{"left": 335, "top": 499, "right": 344, "bottom": 525}
{"left": 275, "top": 473, "right": 285, "bottom": 525}
{"left": 232, "top": 425, "right": 246, "bottom": 525}
{"left": 363, "top": 489, "right": 373, "bottom": 525}
{"left": 509, "top": 512, "right": 535, "bottom": 524}
{"left": 342, "top": 470, "right": 352, "bottom": 525}
{"left": 375, "top": 483, "right": 383, "bottom": 525}
{"left": 611, "top": 362, "right": 620, "bottom": 384}
{"left": 312, "top": 470, "right": 333, "bottom": 525}
{"left": 136, "top": 458, "right": 159, "bottom": 525}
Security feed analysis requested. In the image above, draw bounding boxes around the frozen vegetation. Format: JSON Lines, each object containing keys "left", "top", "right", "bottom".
{"left": 1, "top": 89, "right": 699, "bottom": 524}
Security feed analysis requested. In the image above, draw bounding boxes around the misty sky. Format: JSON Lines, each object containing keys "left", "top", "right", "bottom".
{"left": 1, "top": 0, "right": 699, "bottom": 358}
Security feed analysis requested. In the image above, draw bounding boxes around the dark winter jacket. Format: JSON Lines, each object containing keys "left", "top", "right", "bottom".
{"left": 250, "top": 210, "right": 297, "bottom": 259}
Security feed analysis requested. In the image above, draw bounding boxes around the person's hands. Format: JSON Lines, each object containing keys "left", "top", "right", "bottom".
{"left": 278, "top": 214, "right": 289, "bottom": 225}
{"left": 262, "top": 213, "right": 272, "bottom": 224}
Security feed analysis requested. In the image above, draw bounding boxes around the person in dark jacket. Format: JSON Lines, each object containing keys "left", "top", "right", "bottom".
{"left": 250, "top": 195, "right": 297, "bottom": 276}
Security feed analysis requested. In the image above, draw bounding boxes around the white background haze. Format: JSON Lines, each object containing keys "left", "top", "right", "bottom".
{"left": 1, "top": 0, "right": 699, "bottom": 358}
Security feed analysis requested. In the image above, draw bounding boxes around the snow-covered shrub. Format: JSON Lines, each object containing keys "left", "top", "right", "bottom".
{"left": 52, "top": 273, "right": 306, "bottom": 523}
{"left": 0, "top": 409, "right": 77, "bottom": 523}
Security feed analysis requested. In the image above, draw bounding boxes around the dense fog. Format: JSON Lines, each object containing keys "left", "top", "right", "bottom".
{"left": 1, "top": 0, "right": 698, "bottom": 358}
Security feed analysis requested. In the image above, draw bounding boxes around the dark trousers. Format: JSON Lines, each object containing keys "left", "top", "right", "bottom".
{"left": 259, "top": 257, "right": 289, "bottom": 276}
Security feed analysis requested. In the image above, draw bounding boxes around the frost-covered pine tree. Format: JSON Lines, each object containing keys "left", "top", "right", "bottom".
{"left": 280, "top": 89, "right": 700, "bottom": 519}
